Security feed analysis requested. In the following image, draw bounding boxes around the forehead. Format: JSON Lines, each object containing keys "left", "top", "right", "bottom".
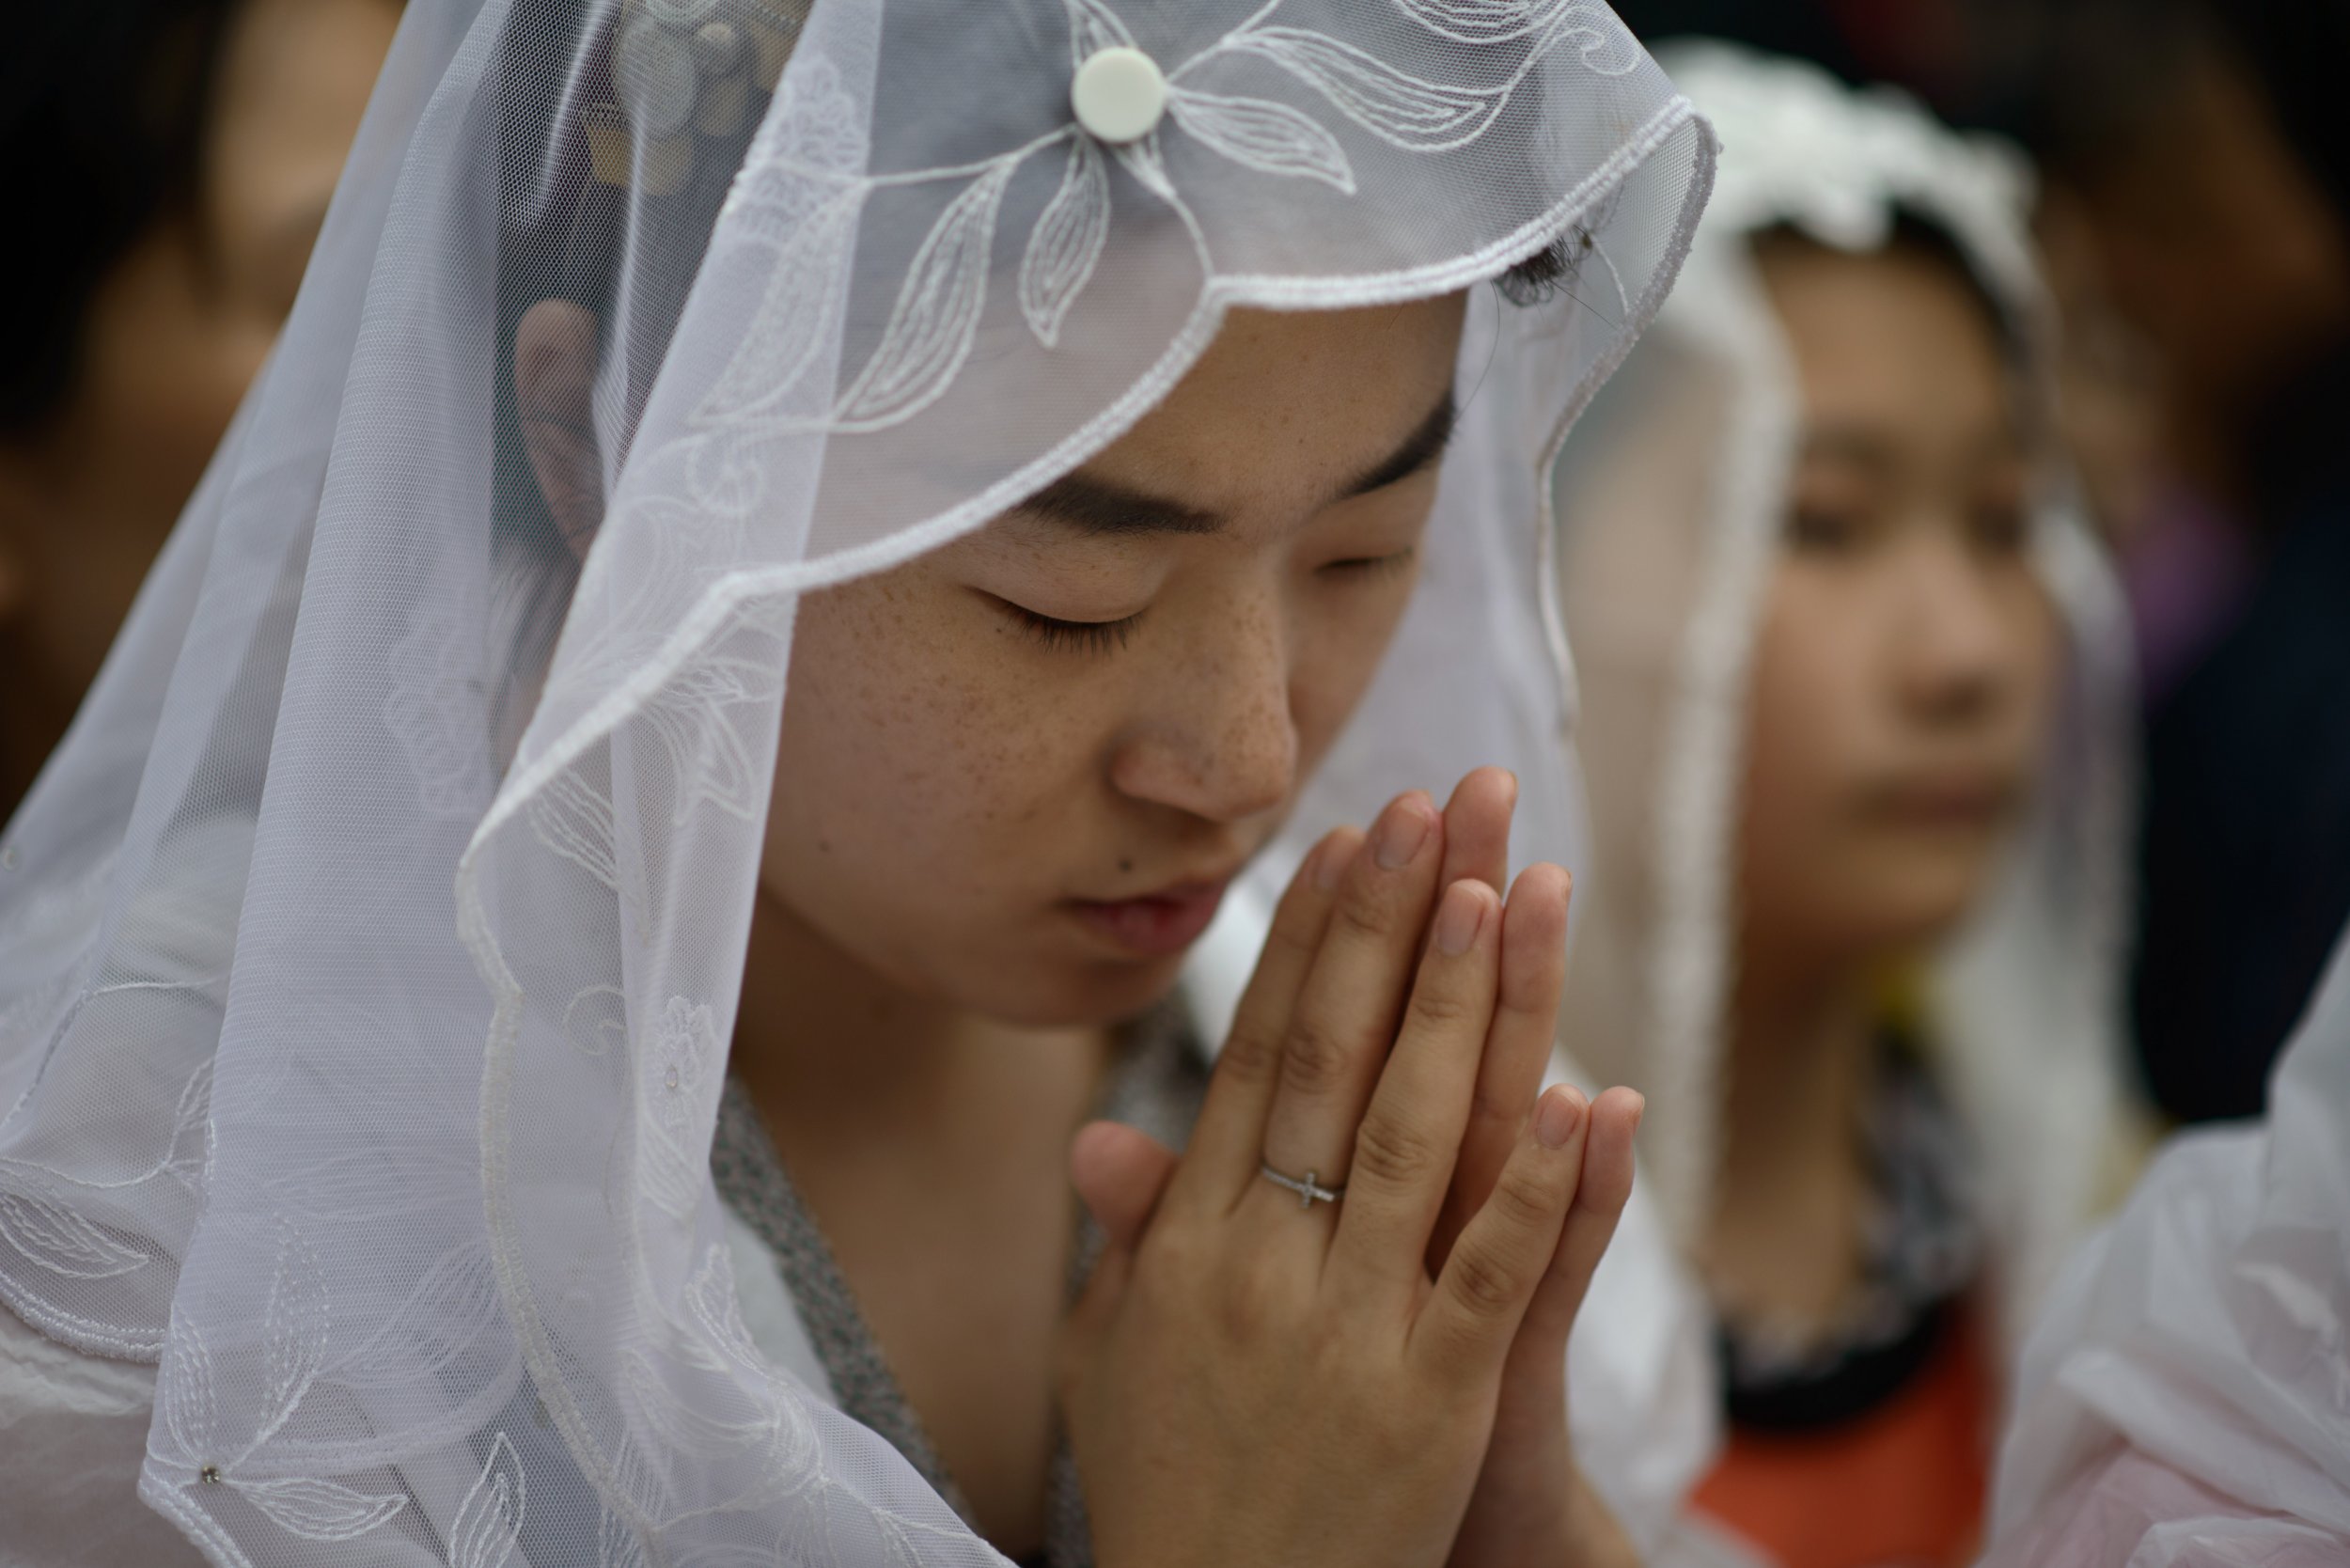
{"left": 1074, "top": 298, "right": 1467, "bottom": 525}
{"left": 1758, "top": 242, "right": 2016, "bottom": 439}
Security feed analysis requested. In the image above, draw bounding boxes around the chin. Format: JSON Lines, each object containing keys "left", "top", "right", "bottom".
{"left": 1866, "top": 862, "right": 1999, "bottom": 954}
{"left": 954, "top": 948, "right": 1191, "bottom": 1031}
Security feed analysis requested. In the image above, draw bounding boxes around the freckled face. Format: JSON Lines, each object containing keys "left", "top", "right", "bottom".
{"left": 760, "top": 300, "right": 1468, "bottom": 1027}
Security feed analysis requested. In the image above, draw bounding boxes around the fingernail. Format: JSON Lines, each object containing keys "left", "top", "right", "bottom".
{"left": 1536, "top": 1088, "right": 1586, "bottom": 1150}
{"left": 1434, "top": 882, "right": 1486, "bottom": 955}
{"left": 1373, "top": 796, "right": 1434, "bottom": 870}
{"left": 1313, "top": 835, "right": 1351, "bottom": 892}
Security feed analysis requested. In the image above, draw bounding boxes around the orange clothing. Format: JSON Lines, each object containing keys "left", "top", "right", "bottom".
{"left": 1691, "top": 1309, "right": 1992, "bottom": 1568}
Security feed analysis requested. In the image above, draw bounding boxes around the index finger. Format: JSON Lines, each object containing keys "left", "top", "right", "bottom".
{"left": 1169, "top": 826, "right": 1362, "bottom": 1215}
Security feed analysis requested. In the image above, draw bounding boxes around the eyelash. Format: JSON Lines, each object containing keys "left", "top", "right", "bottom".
{"left": 1005, "top": 603, "right": 1143, "bottom": 654}
{"left": 998, "top": 548, "right": 1415, "bottom": 656}
{"left": 1321, "top": 547, "right": 1418, "bottom": 580}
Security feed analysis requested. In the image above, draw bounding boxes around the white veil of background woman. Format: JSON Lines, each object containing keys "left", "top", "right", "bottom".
{"left": 0, "top": 1, "right": 1713, "bottom": 1562}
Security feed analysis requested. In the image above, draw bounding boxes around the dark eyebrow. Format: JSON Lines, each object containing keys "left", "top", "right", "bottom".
{"left": 1341, "top": 388, "right": 1457, "bottom": 499}
{"left": 1799, "top": 427, "right": 1902, "bottom": 477}
{"left": 1802, "top": 420, "right": 2026, "bottom": 477}
{"left": 1014, "top": 387, "right": 1460, "bottom": 538}
{"left": 1015, "top": 473, "right": 1223, "bottom": 537}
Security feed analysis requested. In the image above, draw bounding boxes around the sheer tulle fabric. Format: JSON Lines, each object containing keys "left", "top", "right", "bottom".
{"left": 0, "top": 0, "right": 1712, "bottom": 1562}
{"left": 1549, "top": 44, "right": 2137, "bottom": 1356}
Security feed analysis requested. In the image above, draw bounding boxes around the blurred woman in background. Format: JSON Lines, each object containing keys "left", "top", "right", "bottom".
{"left": 1554, "top": 46, "right": 2140, "bottom": 1568}
{"left": 0, "top": 0, "right": 400, "bottom": 812}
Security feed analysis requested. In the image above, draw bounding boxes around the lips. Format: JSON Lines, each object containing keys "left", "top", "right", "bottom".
{"left": 1066, "top": 878, "right": 1231, "bottom": 958}
{"left": 1868, "top": 773, "right": 2016, "bottom": 828}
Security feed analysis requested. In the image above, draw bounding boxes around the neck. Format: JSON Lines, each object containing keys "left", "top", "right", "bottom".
{"left": 1717, "top": 950, "right": 1877, "bottom": 1191}
{"left": 1697, "top": 943, "right": 1884, "bottom": 1325}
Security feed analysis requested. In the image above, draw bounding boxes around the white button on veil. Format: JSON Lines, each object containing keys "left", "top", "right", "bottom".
{"left": 0, "top": 1, "right": 1712, "bottom": 1563}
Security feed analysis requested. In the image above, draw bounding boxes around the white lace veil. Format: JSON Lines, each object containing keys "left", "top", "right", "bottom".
{"left": 1551, "top": 44, "right": 2137, "bottom": 1356}
{"left": 0, "top": 1, "right": 1713, "bottom": 1562}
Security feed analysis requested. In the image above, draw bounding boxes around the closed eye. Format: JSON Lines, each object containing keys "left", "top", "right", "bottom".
{"left": 1318, "top": 547, "right": 1418, "bottom": 579}
{"left": 997, "top": 598, "right": 1144, "bottom": 654}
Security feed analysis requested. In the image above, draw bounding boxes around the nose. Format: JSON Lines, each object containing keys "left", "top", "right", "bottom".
{"left": 1108, "top": 596, "right": 1298, "bottom": 825}
{"left": 1888, "top": 528, "right": 2020, "bottom": 728}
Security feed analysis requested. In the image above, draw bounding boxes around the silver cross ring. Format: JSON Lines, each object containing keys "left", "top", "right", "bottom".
{"left": 1260, "top": 1162, "right": 1344, "bottom": 1209}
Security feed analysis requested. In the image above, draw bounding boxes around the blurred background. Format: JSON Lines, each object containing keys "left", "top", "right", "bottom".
{"left": 0, "top": 0, "right": 400, "bottom": 808}
{"left": 3, "top": 5, "right": 2343, "bottom": 1564}
{"left": 4, "top": 1, "right": 2343, "bottom": 1137}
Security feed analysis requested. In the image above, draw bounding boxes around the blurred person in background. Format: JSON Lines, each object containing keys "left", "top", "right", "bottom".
{"left": 2028, "top": 0, "right": 2350, "bottom": 1126}
{"left": 1555, "top": 47, "right": 2140, "bottom": 1568}
{"left": 1621, "top": 0, "right": 2350, "bottom": 1134}
{"left": 0, "top": 0, "right": 400, "bottom": 814}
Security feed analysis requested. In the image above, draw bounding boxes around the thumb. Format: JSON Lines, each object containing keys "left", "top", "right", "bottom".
{"left": 1070, "top": 1120, "right": 1180, "bottom": 1252}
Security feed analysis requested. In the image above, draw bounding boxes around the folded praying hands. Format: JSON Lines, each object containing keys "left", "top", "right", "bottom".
{"left": 1059, "top": 769, "right": 1646, "bottom": 1568}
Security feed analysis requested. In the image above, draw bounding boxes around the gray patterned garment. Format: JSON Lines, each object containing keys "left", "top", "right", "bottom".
{"left": 708, "top": 1001, "right": 1207, "bottom": 1568}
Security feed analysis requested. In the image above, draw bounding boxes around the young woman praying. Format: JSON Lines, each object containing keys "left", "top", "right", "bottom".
{"left": 0, "top": 2, "right": 1717, "bottom": 1564}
